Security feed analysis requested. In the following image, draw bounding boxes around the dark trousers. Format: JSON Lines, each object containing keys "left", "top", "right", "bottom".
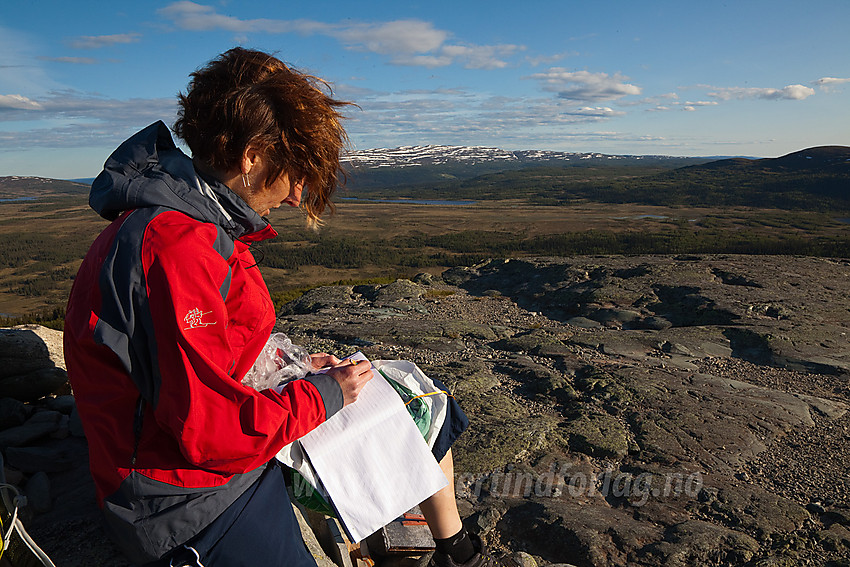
{"left": 430, "top": 376, "right": 470, "bottom": 463}
{"left": 155, "top": 378, "right": 468, "bottom": 567}
{"left": 154, "top": 461, "right": 316, "bottom": 567}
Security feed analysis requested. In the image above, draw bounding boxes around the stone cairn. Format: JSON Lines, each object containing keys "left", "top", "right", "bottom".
{"left": 0, "top": 325, "right": 79, "bottom": 515}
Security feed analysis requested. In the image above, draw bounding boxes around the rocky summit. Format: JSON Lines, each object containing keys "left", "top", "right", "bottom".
{"left": 2, "top": 254, "right": 849, "bottom": 566}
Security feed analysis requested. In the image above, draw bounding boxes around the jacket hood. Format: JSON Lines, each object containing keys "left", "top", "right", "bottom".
{"left": 90, "top": 121, "right": 275, "bottom": 240}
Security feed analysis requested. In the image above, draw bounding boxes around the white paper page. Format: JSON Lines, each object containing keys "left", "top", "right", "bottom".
{"left": 297, "top": 353, "right": 448, "bottom": 542}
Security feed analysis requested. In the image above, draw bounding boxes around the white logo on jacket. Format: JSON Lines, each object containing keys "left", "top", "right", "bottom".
{"left": 183, "top": 308, "right": 216, "bottom": 330}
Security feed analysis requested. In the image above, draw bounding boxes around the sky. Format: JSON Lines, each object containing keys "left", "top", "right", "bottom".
{"left": 1, "top": 0, "right": 849, "bottom": 179}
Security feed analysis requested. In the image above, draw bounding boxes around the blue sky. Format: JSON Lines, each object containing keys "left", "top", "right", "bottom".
{"left": 1, "top": 0, "right": 848, "bottom": 179}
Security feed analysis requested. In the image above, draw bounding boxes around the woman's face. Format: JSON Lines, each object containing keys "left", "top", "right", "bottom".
{"left": 239, "top": 154, "right": 304, "bottom": 217}
{"left": 250, "top": 171, "right": 304, "bottom": 217}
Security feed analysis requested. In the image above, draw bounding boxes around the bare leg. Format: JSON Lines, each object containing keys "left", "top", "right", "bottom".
{"left": 419, "top": 448, "right": 464, "bottom": 539}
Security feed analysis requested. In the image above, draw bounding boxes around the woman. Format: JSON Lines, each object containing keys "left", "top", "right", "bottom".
{"left": 64, "top": 47, "right": 495, "bottom": 567}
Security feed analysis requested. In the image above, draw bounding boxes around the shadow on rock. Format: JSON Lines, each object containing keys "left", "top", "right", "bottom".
{"left": 649, "top": 285, "right": 738, "bottom": 327}
{"left": 497, "top": 501, "right": 590, "bottom": 566}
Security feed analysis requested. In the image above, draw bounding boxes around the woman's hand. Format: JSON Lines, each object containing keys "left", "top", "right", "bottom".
{"left": 311, "top": 354, "right": 373, "bottom": 406}
{"left": 309, "top": 353, "right": 340, "bottom": 369}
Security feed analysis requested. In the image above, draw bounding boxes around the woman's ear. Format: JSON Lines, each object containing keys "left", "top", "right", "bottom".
{"left": 241, "top": 146, "right": 262, "bottom": 176}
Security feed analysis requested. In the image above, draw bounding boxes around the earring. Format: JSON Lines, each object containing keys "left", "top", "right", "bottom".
{"left": 241, "top": 173, "right": 251, "bottom": 188}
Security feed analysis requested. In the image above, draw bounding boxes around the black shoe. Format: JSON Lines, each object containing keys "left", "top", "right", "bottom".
{"left": 428, "top": 533, "right": 518, "bottom": 567}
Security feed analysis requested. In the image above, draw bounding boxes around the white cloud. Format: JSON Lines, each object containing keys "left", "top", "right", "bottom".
{"left": 334, "top": 20, "right": 447, "bottom": 55}
{"left": 813, "top": 77, "right": 850, "bottom": 93}
{"left": 437, "top": 44, "right": 523, "bottom": 70}
{"left": 707, "top": 84, "right": 815, "bottom": 101}
{"left": 388, "top": 44, "right": 521, "bottom": 70}
{"left": 566, "top": 106, "right": 626, "bottom": 117}
{"left": 158, "top": 1, "right": 247, "bottom": 31}
{"left": 0, "top": 91, "right": 177, "bottom": 148}
{"left": 0, "top": 94, "right": 43, "bottom": 111}
{"left": 68, "top": 33, "right": 141, "bottom": 49}
{"left": 813, "top": 77, "right": 850, "bottom": 86}
{"left": 158, "top": 3, "right": 438, "bottom": 51}
{"left": 681, "top": 100, "right": 718, "bottom": 112}
{"left": 644, "top": 98, "right": 719, "bottom": 112}
{"left": 530, "top": 68, "right": 641, "bottom": 101}
{"left": 157, "top": 2, "right": 324, "bottom": 34}
{"left": 156, "top": 2, "right": 520, "bottom": 70}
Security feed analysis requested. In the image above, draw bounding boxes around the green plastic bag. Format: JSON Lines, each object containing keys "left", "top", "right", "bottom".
{"left": 380, "top": 369, "right": 432, "bottom": 439}
{"left": 288, "top": 469, "right": 337, "bottom": 517}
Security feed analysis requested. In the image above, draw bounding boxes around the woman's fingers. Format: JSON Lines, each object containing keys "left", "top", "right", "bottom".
{"left": 324, "top": 360, "right": 373, "bottom": 406}
{"left": 309, "top": 352, "right": 340, "bottom": 368}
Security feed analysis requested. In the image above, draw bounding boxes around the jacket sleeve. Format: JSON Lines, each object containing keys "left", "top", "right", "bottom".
{"left": 140, "top": 214, "right": 341, "bottom": 474}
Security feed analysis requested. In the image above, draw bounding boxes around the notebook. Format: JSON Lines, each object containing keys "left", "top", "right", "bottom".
{"left": 294, "top": 352, "right": 447, "bottom": 542}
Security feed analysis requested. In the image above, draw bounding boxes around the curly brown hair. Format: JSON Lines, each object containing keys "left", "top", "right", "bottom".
{"left": 173, "top": 47, "right": 352, "bottom": 224}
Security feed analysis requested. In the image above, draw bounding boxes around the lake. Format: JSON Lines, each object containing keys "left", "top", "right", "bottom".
{"left": 0, "top": 197, "right": 37, "bottom": 203}
{"left": 611, "top": 214, "right": 669, "bottom": 220}
{"left": 339, "top": 197, "right": 476, "bottom": 206}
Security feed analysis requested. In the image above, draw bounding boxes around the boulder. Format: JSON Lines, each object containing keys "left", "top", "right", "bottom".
{"left": 442, "top": 266, "right": 479, "bottom": 285}
{"left": 45, "top": 395, "right": 76, "bottom": 414}
{"left": 412, "top": 272, "right": 436, "bottom": 285}
{"left": 24, "top": 471, "right": 52, "bottom": 514}
{"left": 0, "top": 397, "right": 30, "bottom": 430}
{"left": 565, "top": 317, "right": 602, "bottom": 329}
{"left": 373, "top": 279, "right": 426, "bottom": 307}
{"left": 279, "top": 285, "right": 359, "bottom": 315}
{"left": 0, "top": 367, "right": 68, "bottom": 402}
{"left": 0, "top": 325, "right": 66, "bottom": 378}
{"left": 492, "top": 329, "right": 572, "bottom": 357}
{"left": 0, "top": 410, "right": 63, "bottom": 448}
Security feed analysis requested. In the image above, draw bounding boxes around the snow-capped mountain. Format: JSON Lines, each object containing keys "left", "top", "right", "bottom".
{"left": 342, "top": 145, "right": 629, "bottom": 168}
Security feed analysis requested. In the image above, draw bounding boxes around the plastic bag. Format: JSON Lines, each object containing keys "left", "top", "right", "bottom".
{"left": 241, "top": 333, "right": 314, "bottom": 391}
{"left": 381, "top": 370, "right": 431, "bottom": 439}
{"left": 372, "top": 360, "right": 449, "bottom": 449}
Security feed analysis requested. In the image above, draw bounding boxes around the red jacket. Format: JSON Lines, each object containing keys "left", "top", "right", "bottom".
{"left": 64, "top": 122, "right": 343, "bottom": 563}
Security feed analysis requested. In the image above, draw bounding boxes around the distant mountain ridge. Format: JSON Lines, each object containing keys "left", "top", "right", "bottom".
{"left": 570, "top": 145, "right": 850, "bottom": 210}
{"left": 341, "top": 144, "right": 850, "bottom": 210}
{"left": 342, "top": 144, "right": 703, "bottom": 169}
{"left": 0, "top": 176, "right": 88, "bottom": 199}
{"left": 341, "top": 145, "right": 714, "bottom": 190}
{"left": 684, "top": 145, "right": 850, "bottom": 173}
